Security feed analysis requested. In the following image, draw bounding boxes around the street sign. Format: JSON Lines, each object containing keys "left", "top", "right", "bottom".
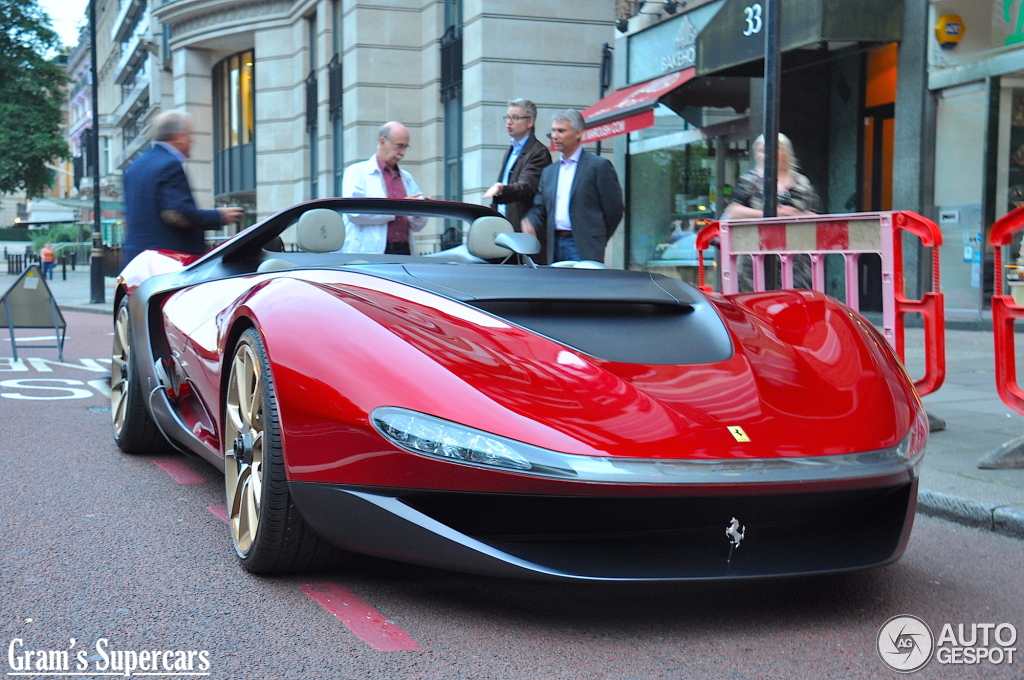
{"left": 0, "top": 264, "right": 67, "bottom": 361}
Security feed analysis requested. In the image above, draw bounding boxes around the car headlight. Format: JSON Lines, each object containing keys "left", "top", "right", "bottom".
{"left": 372, "top": 407, "right": 532, "bottom": 471}
{"left": 895, "top": 407, "right": 929, "bottom": 461}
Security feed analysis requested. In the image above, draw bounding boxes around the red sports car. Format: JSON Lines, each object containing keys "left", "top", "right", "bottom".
{"left": 111, "top": 198, "right": 928, "bottom": 580}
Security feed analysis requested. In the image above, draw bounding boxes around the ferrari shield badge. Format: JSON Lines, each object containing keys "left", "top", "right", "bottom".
{"left": 727, "top": 426, "right": 750, "bottom": 442}
{"left": 725, "top": 517, "right": 745, "bottom": 563}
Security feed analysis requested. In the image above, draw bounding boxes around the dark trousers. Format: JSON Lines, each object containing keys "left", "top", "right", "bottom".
{"left": 385, "top": 241, "right": 411, "bottom": 255}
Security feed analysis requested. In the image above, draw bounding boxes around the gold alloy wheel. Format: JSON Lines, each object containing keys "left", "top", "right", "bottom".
{"left": 224, "top": 340, "right": 265, "bottom": 556}
{"left": 110, "top": 302, "right": 131, "bottom": 437}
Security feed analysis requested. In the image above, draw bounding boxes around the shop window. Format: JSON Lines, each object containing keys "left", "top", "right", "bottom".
{"left": 857, "top": 43, "right": 896, "bottom": 313}
{"left": 861, "top": 43, "right": 896, "bottom": 212}
{"left": 824, "top": 253, "right": 847, "bottom": 304}
{"left": 307, "top": 15, "right": 318, "bottom": 200}
{"left": 440, "top": 0, "right": 463, "bottom": 249}
{"left": 330, "top": 0, "right": 343, "bottom": 196}
{"left": 213, "top": 50, "right": 256, "bottom": 199}
{"left": 627, "top": 105, "right": 749, "bottom": 286}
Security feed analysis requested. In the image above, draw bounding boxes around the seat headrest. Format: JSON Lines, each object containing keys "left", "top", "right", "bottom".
{"left": 466, "top": 215, "right": 515, "bottom": 259}
{"left": 257, "top": 258, "right": 295, "bottom": 273}
{"left": 296, "top": 209, "right": 345, "bottom": 252}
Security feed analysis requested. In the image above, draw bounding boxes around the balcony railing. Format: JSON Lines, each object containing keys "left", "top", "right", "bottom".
{"left": 111, "top": 0, "right": 147, "bottom": 43}
{"left": 122, "top": 98, "right": 149, "bottom": 148}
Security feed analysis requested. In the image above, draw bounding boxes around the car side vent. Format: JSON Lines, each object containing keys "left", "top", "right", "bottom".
{"left": 470, "top": 298, "right": 733, "bottom": 365}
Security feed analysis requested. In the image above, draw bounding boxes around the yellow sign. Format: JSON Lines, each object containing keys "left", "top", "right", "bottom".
{"left": 727, "top": 426, "right": 750, "bottom": 443}
{"left": 936, "top": 15, "right": 964, "bottom": 49}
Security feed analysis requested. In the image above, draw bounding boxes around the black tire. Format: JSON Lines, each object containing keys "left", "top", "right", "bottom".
{"left": 111, "top": 296, "right": 173, "bottom": 454}
{"left": 224, "top": 328, "right": 343, "bottom": 574}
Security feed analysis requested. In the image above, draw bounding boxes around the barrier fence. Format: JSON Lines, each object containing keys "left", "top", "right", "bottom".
{"left": 989, "top": 204, "right": 1024, "bottom": 415}
{"left": 4, "top": 244, "right": 123, "bottom": 278}
{"left": 697, "top": 211, "right": 945, "bottom": 397}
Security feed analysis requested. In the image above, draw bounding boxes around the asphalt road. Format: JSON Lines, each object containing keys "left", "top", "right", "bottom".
{"left": 1, "top": 312, "right": 1022, "bottom": 679}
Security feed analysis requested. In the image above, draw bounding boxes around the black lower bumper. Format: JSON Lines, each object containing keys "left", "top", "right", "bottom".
{"left": 288, "top": 479, "right": 918, "bottom": 581}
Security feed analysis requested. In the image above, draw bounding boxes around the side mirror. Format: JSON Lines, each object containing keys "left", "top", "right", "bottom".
{"left": 494, "top": 231, "right": 540, "bottom": 255}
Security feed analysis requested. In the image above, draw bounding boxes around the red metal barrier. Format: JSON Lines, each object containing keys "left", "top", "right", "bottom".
{"left": 892, "top": 212, "right": 946, "bottom": 397}
{"left": 696, "top": 223, "right": 720, "bottom": 293}
{"left": 989, "top": 205, "right": 1024, "bottom": 415}
{"left": 697, "top": 211, "right": 944, "bottom": 396}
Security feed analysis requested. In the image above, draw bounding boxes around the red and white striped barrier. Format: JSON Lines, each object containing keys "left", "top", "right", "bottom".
{"left": 697, "top": 211, "right": 945, "bottom": 397}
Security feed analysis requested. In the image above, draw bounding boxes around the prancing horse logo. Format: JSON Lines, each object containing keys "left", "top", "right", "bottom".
{"left": 726, "top": 517, "right": 745, "bottom": 548}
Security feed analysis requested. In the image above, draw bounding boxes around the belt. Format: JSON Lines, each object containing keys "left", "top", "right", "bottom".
{"left": 555, "top": 231, "right": 573, "bottom": 238}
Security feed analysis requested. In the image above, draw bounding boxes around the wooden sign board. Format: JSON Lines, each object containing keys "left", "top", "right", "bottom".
{"left": 0, "top": 264, "right": 66, "bottom": 360}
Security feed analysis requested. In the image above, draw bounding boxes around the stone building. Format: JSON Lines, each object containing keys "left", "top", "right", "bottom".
{"left": 71, "top": 0, "right": 619, "bottom": 252}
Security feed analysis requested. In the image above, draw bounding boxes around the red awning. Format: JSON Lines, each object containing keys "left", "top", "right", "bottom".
{"left": 581, "top": 68, "right": 695, "bottom": 143}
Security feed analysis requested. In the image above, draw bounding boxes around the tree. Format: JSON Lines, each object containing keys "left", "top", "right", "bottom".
{"left": 0, "top": 0, "right": 70, "bottom": 199}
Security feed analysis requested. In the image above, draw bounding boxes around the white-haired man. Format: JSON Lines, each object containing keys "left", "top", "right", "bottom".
{"left": 340, "top": 121, "right": 427, "bottom": 254}
{"left": 122, "top": 110, "right": 242, "bottom": 264}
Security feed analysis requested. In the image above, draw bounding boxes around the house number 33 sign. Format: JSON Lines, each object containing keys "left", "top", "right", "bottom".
{"left": 743, "top": 3, "right": 763, "bottom": 36}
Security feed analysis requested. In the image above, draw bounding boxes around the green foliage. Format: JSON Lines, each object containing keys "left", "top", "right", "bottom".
{"left": 0, "top": 0, "right": 70, "bottom": 198}
{"left": 31, "top": 223, "right": 82, "bottom": 252}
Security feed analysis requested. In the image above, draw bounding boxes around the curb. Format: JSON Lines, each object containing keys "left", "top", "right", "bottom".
{"left": 918, "top": 488, "right": 1024, "bottom": 539}
{"left": 60, "top": 304, "right": 114, "bottom": 316}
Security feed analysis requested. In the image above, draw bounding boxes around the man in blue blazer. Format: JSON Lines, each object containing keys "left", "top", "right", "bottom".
{"left": 122, "top": 110, "right": 242, "bottom": 264}
{"left": 522, "top": 109, "right": 623, "bottom": 264}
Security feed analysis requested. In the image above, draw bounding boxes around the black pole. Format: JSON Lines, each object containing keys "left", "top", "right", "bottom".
{"left": 595, "top": 42, "right": 613, "bottom": 156}
{"left": 761, "top": 0, "right": 782, "bottom": 218}
{"left": 88, "top": 0, "right": 104, "bottom": 304}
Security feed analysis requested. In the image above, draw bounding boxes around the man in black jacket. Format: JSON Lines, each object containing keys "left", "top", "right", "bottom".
{"left": 522, "top": 109, "right": 623, "bottom": 264}
{"left": 482, "top": 98, "right": 552, "bottom": 251}
{"left": 122, "top": 110, "right": 242, "bottom": 264}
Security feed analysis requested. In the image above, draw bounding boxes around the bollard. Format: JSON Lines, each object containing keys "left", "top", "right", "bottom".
{"left": 89, "top": 230, "right": 105, "bottom": 304}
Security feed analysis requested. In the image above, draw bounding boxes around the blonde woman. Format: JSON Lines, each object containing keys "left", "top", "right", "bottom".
{"left": 723, "top": 133, "right": 819, "bottom": 219}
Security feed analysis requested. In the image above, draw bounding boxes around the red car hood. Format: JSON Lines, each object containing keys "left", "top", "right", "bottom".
{"left": 296, "top": 278, "right": 917, "bottom": 461}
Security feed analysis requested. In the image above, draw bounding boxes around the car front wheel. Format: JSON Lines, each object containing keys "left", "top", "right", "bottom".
{"left": 223, "top": 327, "right": 342, "bottom": 574}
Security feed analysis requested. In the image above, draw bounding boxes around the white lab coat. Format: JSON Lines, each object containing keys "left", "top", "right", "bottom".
{"left": 340, "top": 156, "right": 428, "bottom": 254}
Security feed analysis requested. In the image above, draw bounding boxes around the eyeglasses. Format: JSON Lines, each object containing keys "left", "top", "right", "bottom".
{"left": 503, "top": 115, "right": 532, "bottom": 123}
{"left": 389, "top": 141, "right": 410, "bottom": 151}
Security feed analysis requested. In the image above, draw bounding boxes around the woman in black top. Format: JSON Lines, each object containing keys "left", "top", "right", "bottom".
{"left": 723, "top": 133, "right": 820, "bottom": 218}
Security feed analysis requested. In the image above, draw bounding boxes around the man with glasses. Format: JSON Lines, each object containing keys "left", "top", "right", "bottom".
{"left": 522, "top": 109, "right": 623, "bottom": 264}
{"left": 482, "top": 98, "right": 552, "bottom": 256}
{"left": 340, "top": 121, "right": 426, "bottom": 254}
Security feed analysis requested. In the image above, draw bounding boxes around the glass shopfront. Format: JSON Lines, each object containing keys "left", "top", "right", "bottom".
{"left": 627, "top": 105, "right": 749, "bottom": 286}
{"left": 928, "top": 0, "right": 1024, "bottom": 315}
{"left": 213, "top": 50, "right": 256, "bottom": 204}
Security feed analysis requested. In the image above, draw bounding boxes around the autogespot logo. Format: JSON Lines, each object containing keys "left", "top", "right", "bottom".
{"left": 877, "top": 615, "right": 935, "bottom": 673}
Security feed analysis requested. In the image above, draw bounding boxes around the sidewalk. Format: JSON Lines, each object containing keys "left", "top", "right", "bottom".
{"left": 1, "top": 266, "right": 117, "bottom": 315}
{"left": 2, "top": 267, "right": 1023, "bottom": 540}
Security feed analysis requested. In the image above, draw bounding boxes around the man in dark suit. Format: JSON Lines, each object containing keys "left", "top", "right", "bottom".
{"left": 482, "top": 98, "right": 552, "bottom": 235}
{"left": 122, "top": 110, "right": 242, "bottom": 264}
{"left": 522, "top": 109, "right": 623, "bottom": 264}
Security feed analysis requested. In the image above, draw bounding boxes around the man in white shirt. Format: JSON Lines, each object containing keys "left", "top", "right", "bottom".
{"left": 522, "top": 109, "right": 623, "bottom": 264}
{"left": 340, "top": 121, "right": 427, "bottom": 254}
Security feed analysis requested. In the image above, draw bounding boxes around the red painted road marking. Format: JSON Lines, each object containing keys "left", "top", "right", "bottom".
{"left": 300, "top": 583, "right": 419, "bottom": 652}
{"left": 207, "top": 505, "right": 229, "bottom": 523}
{"left": 153, "top": 459, "right": 206, "bottom": 484}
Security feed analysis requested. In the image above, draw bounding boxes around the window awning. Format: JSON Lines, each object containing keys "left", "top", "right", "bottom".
{"left": 581, "top": 68, "right": 696, "bottom": 144}
{"left": 696, "top": 0, "right": 902, "bottom": 77}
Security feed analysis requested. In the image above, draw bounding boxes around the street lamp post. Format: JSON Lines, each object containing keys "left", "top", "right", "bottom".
{"left": 88, "top": 0, "right": 104, "bottom": 304}
{"left": 761, "top": 0, "right": 782, "bottom": 218}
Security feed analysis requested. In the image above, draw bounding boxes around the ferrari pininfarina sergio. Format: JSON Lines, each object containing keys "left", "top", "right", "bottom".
{"left": 111, "top": 198, "right": 928, "bottom": 580}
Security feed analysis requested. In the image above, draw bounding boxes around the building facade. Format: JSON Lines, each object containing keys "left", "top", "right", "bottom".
{"left": 925, "top": 0, "right": 1024, "bottom": 318}
{"left": 70, "top": 0, "right": 620, "bottom": 252}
